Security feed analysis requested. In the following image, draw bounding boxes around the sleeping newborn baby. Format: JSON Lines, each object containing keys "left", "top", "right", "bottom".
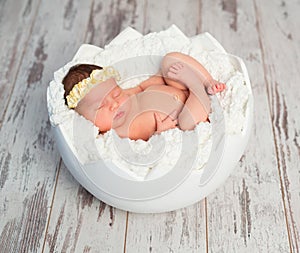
{"left": 63, "top": 52, "right": 226, "bottom": 140}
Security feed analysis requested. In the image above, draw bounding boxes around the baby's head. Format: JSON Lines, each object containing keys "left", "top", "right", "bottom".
{"left": 62, "top": 64, "right": 102, "bottom": 103}
{"left": 63, "top": 64, "right": 130, "bottom": 133}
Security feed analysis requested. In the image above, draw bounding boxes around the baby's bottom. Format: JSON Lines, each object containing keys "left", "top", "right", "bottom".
{"left": 160, "top": 52, "right": 211, "bottom": 130}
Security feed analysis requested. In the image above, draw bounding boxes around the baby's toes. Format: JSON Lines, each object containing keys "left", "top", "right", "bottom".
{"left": 206, "top": 86, "right": 215, "bottom": 95}
{"left": 169, "top": 65, "right": 179, "bottom": 74}
{"left": 169, "top": 63, "right": 182, "bottom": 72}
{"left": 218, "top": 83, "right": 226, "bottom": 91}
{"left": 167, "top": 70, "right": 177, "bottom": 79}
{"left": 210, "top": 84, "right": 220, "bottom": 94}
{"left": 174, "top": 62, "right": 184, "bottom": 70}
{"left": 214, "top": 83, "right": 226, "bottom": 92}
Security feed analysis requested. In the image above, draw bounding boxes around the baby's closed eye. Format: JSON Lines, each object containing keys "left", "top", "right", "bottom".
{"left": 112, "top": 88, "right": 121, "bottom": 98}
{"left": 97, "top": 100, "right": 107, "bottom": 110}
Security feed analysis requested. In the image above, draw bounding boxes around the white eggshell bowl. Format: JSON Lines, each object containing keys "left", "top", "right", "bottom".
{"left": 47, "top": 26, "right": 253, "bottom": 213}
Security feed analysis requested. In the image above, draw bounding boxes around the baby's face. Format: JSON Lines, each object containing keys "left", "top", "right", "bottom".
{"left": 75, "top": 78, "right": 131, "bottom": 133}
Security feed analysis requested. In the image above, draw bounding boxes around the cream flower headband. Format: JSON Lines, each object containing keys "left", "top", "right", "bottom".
{"left": 66, "top": 66, "right": 121, "bottom": 109}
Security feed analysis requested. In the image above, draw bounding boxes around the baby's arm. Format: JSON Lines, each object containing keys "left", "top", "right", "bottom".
{"left": 154, "top": 111, "right": 178, "bottom": 134}
{"left": 128, "top": 110, "right": 178, "bottom": 140}
{"left": 128, "top": 118, "right": 157, "bottom": 141}
{"left": 140, "top": 73, "right": 165, "bottom": 90}
{"left": 124, "top": 73, "right": 165, "bottom": 96}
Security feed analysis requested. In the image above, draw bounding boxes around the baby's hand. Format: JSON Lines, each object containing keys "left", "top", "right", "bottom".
{"left": 154, "top": 111, "right": 178, "bottom": 134}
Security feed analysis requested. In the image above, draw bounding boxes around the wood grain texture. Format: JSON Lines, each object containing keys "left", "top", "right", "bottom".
{"left": 201, "top": 0, "right": 290, "bottom": 251}
{"left": 44, "top": 0, "right": 146, "bottom": 252}
{"left": 85, "top": 0, "right": 145, "bottom": 46}
{"left": 144, "top": 0, "right": 201, "bottom": 36}
{"left": 0, "top": 0, "right": 40, "bottom": 121}
{"left": 253, "top": 0, "right": 300, "bottom": 251}
{"left": 123, "top": 1, "right": 207, "bottom": 253}
{"left": 44, "top": 164, "right": 127, "bottom": 253}
{"left": 0, "top": 0, "right": 299, "bottom": 252}
{"left": 124, "top": 202, "right": 207, "bottom": 253}
{"left": 0, "top": 0, "right": 92, "bottom": 252}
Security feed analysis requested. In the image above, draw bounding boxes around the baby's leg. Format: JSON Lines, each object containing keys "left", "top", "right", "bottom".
{"left": 167, "top": 62, "right": 211, "bottom": 130}
{"left": 161, "top": 52, "right": 226, "bottom": 94}
{"left": 177, "top": 92, "right": 209, "bottom": 130}
{"left": 167, "top": 62, "right": 211, "bottom": 113}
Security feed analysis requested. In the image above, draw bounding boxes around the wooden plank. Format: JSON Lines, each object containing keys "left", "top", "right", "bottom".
{"left": 123, "top": 1, "right": 207, "bottom": 252}
{"left": 45, "top": 164, "right": 127, "bottom": 253}
{"left": 143, "top": 0, "right": 201, "bottom": 36}
{"left": 0, "top": 0, "right": 40, "bottom": 121}
{"left": 200, "top": 0, "right": 290, "bottom": 251}
{"left": 0, "top": 0, "right": 94, "bottom": 252}
{"left": 253, "top": 0, "right": 300, "bottom": 251}
{"left": 44, "top": 0, "right": 146, "bottom": 252}
{"left": 125, "top": 202, "right": 207, "bottom": 252}
{"left": 1, "top": 0, "right": 297, "bottom": 252}
{"left": 85, "top": 0, "right": 145, "bottom": 46}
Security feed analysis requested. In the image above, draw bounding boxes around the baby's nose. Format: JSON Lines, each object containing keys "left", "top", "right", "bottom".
{"left": 110, "top": 101, "right": 119, "bottom": 111}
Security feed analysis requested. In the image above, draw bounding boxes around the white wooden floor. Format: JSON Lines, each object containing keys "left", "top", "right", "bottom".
{"left": 0, "top": 0, "right": 299, "bottom": 252}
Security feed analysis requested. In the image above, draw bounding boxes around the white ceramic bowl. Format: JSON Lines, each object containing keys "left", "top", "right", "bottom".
{"left": 48, "top": 27, "right": 253, "bottom": 213}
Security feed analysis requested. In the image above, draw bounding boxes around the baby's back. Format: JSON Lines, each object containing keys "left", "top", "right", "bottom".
{"left": 115, "top": 84, "right": 187, "bottom": 140}
{"left": 132, "top": 85, "right": 187, "bottom": 139}
{"left": 139, "top": 84, "right": 187, "bottom": 117}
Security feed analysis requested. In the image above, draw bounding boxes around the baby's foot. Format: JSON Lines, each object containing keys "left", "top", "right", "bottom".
{"left": 167, "top": 62, "right": 226, "bottom": 95}
{"left": 206, "top": 80, "right": 226, "bottom": 95}
{"left": 167, "top": 62, "right": 198, "bottom": 85}
{"left": 167, "top": 62, "right": 211, "bottom": 112}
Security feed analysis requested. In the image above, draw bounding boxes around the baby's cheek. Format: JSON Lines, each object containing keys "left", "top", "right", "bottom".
{"left": 95, "top": 110, "right": 114, "bottom": 132}
{"left": 94, "top": 114, "right": 100, "bottom": 128}
{"left": 94, "top": 109, "right": 103, "bottom": 127}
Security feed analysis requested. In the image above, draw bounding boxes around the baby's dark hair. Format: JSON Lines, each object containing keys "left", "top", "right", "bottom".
{"left": 62, "top": 64, "right": 102, "bottom": 105}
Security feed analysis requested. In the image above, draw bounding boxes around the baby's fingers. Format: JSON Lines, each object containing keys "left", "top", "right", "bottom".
{"left": 163, "top": 116, "right": 177, "bottom": 128}
{"left": 173, "top": 119, "right": 178, "bottom": 127}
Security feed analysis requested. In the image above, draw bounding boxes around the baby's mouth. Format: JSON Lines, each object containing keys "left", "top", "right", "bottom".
{"left": 114, "top": 111, "right": 125, "bottom": 120}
